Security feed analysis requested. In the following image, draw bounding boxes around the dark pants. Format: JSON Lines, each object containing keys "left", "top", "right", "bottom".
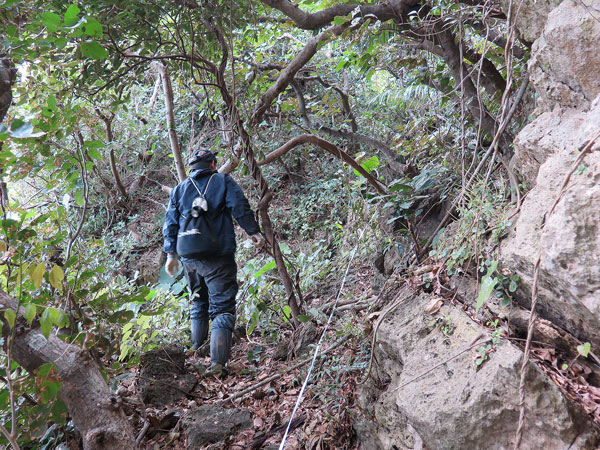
{"left": 182, "top": 255, "right": 237, "bottom": 349}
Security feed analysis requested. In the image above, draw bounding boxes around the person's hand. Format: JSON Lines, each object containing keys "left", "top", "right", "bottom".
{"left": 250, "top": 233, "right": 265, "bottom": 249}
{"left": 165, "top": 256, "right": 180, "bottom": 277}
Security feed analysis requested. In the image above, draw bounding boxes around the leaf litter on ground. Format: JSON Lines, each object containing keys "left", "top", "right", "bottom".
{"left": 132, "top": 265, "right": 375, "bottom": 449}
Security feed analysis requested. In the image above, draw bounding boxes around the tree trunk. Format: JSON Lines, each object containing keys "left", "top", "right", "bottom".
{"left": 0, "top": 58, "right": 16, "bottom": 124}
{"left": 96, "top": 111, "right": 128, "bottom": 199}
{"left": 0, "top": 290, "right": 137, "bottom": 449}
{"left": 437, "top": 28, "right": 513, "bottom": 158}
{"left": 155, "top": 63, "right": 187, "bottom": 182}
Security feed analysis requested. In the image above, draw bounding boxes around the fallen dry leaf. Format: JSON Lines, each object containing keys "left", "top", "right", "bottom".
{"left": 424, "top": 297, "right": 443, "bottom": 315}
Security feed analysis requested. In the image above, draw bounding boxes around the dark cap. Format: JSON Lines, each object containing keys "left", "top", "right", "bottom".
{"left": 188, "top": 148, "right": 217, "bottom": 169}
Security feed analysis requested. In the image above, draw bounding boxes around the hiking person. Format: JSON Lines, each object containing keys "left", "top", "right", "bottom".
{"left": 162, "top": 148, "right": 265, "bottom": 377}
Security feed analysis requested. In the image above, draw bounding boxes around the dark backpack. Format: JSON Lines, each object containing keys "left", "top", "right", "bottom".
{"left": 176, "top": 174, "right": 221, "bottom": 258}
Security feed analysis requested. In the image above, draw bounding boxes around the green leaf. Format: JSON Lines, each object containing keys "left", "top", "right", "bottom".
{"left": 64, "top": 4, "right": 81, "bottom": 26}
{"left": 282, "top": 305, "right": 291, "bottom": 322}
{"left": 84, "top": 139, "right": 104, "bottom": 149}
{"left": 47, "top": 95, "right": 57, "bottom": 111}
{"left": 332, "top": 15, "right": 349, "bottom": 25}
{"left": 37, "top": 363, "right": 55, "bottom": 377}
{"left": 10, "top": 121, "right": 46, "bottom": 139}
{"left": 30, "top": 262, "right": 46, "bottom": 289}
{"left": 252, "top": 259, "right": 276, "bottom": 278}
{"left": 4, "top": 309, "right": 16, "bottom": 328}
{"left": 248, "top": 312, "right": 258, "bottom": 335}
{"left": 41, "top": 378, "right": 61, "bottom": 404}
{"left": 47, "top": 307, "right": 60, "bottom": 325}
{"left": 81, "top": 17, "right": 103, "bottom": 37}
{"left": 49, "top": 265, "right": 64, "bottom": 291}
{"left": 40, "top": 308, "right": 52, "bottom": 339}
{"left": 87, "top": 148, "right": 102, "bottom": 160}
{"left": 80, "top": 41, "right": 109, "bottom": 60}
{"left": 297, "top": 315, "right": 311, "bottom": 323}
{"left": 24, "top": 303, "right": 37, "bottom": 326}
{"left": 509, "top": 280, "right": 517, "bottom": 292}
{"left": 353, "top": 155, "right": 380, "bottom": 177}
{"left": 475, "top": 261, "right": 498, "bottom": 315}
{"left": 577, "top": 342, "right": 591, "bottom": 358}
{"left": 41, "top": 12, "right": 61, "bottom": 32}
{"left": 58, "top": 312, "right": 71, "bottom": 329}
{"left": 55, "top": 37, "right": 68, "bottom": 49}
{"left": 74, "top": 189, "right": 84, "bottom": 207}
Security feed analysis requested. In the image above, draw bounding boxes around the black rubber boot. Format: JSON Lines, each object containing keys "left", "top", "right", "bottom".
{"left": 191, "top": 319, "right": 209, "bottom": 350}
{"left": 210, "top": 313, "right": 234, "bottom": 366}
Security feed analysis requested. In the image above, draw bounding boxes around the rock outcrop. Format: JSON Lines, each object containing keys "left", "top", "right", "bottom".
{"left": 502, "top": 0, "right": 563, "bottom": 44}
{"left": 183, "top": 405, "right": 252, "bottom": 448}
{"left": 528, "top": 0, "right": 600, "bottom": 111}
{"left": 356, "top": 1, "right": 600, "bottom": 447}
{"left": 354, "top": 289, "right": 599, "bottom": 449}
{"left": 501, "top": 0, "right": 600, "bottom": 349}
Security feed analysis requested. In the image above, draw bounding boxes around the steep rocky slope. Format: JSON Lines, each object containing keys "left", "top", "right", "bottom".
{"left": 355, "top": 1, "right": 600, "bottom": 447}
{"left": 501, "top": 0, "right": 600, "bottom": 349}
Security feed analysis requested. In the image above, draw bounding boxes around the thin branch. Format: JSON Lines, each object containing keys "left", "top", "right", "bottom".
{"left": 67, "top": 135, "right": 90, "bottom": 261}
{"left": 0, "top": 422, "right": 20, "bottom": 450}
{"left": 251, "top": 24, "right": 347, "bottom": 126}
{"left": 153, "top": 62, "right": 187, "bottom": 182}
{"left": 258, "top": 134, "right": 388, "bottom": 194}
{"left": 261, "top": 0, "right": 418, "bottom": 30}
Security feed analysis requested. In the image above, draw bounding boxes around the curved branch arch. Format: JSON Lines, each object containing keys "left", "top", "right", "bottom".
{"left": 258, "top": 134, "right": 389, "bottom": 195}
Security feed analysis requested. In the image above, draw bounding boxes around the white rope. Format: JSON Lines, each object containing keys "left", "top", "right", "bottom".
{"left": 278, "top": 225, "right": 368, "bottom": 449}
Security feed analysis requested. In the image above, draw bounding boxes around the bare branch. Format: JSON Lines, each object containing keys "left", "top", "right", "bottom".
{"left": 251, "top": 24, "right": 347, "bottom": 126}
{"left": 466, "top": 19, "right": 527, "bottom": 59}
{"left": 153, "top": 62, "right": 187, "bottom": 182}
{"left": 258, "top": 134, "right": 388, "bottom": 194}
{"left": 318, "top": 126, "right": 405, "bottom": 174}
{"left": 95, "top": 110, "right": 128, "bottom": 199}
{"left": 260, "top": 0, "right": 420, "bottom": 30}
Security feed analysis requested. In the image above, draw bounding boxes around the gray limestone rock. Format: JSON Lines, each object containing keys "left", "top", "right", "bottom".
{"left": 356, "top": 289, "right": 598, "bottom": 449}
{"left": 501, "top": 0, "right": 563, "bottom": 44}
{"left": 529, "top": 0, "right": 600, "bottom": 111}
{"left": 502, "top": 98, "right": 600, "bottom": 349}
{"left": 502, "top": 0, "right": 600, "bottom": 349}
{"left": 183, "top": 405, "right": 252, "bottom": 448}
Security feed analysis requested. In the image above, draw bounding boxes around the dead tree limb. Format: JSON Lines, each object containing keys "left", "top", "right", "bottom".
{"left": 0, "top": 290, "right": 137, "bottom": 450}
{"left": 258, "top": 134, "right": 388, "bottom": 195}
{"left": 154, "top": 62, "right": 187, "bottom": 182}
{"left": 290, "top": 75, "right": 405, "bottom": 175}
{"left": 318, "top": 126, "right": 405, "bottom": 174}
{"left": 260, "top": 0, "right": 420, "bottom": 31}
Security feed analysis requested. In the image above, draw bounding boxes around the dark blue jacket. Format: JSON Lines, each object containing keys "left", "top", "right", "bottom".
{"left": 163, "top": 169, "right": 260, "bottom": 259}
